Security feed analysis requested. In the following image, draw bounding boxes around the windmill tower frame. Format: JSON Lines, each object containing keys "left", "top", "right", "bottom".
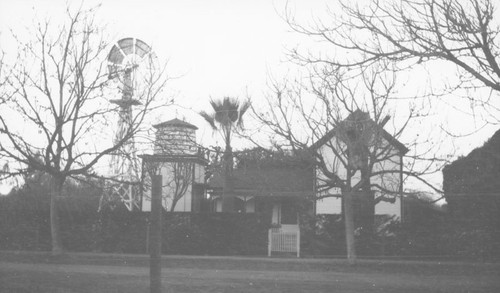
{"left": 98, "top": 38, "right": 155, "bottom": 212}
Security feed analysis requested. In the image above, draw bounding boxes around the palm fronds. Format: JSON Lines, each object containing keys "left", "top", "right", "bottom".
{"left": 199, "top": 110, "right": 217, "bottom": 130}
{"left": 200, "top": 97, "right": 251, "bottom": 131}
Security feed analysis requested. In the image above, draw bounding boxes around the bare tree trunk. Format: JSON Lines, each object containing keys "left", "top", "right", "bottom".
{"left": 344, "top": 190, "right": 356, "bottom": 264}
{"left": 50, "top": 175, "right": 64, "bottom": 254}
{"left": 357, "top": 169, "right": 375, "bottom": 255}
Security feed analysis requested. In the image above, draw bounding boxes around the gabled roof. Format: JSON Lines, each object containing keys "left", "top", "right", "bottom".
{"left": 153, "top": 118, "right": 198, "bottom": 130}
{"left": 310, "top": 110, "right": 409, "bottom": 155}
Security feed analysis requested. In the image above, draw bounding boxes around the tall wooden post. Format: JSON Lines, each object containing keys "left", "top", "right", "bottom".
{"left": 344, "top": 191, "right": 356, "bottom": 264}
{"left": 150, "top": 175, "right": 162, "bottom": 293}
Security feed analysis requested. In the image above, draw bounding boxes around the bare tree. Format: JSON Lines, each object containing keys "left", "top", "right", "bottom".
{"left": 0, "top": 6, "right": 169, "bottom": 253}
{"left": 165, "top": 161, "right": 194, "bottom": 212}
{"left": 284, "top": 0, "right": 500, "bottom": 122}
{"left": 0, "top": 52, "right": 5, "bottom": 104}
{"left": 250, "top": 64, "right": 442, "bottom": 263}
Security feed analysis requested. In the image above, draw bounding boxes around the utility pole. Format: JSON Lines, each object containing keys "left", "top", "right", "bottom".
{"left": 150, "top": 175, "right": 162, "bottom": 293}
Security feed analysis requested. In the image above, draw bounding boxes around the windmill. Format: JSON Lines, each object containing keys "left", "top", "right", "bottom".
{"left": 98, "top": 38, "right": 156, "bottom": 212}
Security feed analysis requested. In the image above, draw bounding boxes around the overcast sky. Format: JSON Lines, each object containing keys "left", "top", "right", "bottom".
{"left": 1, "top": 0, "right": 322, "bottom": 147}
{"left": 1, "top": 0, "right": 499, "bottom": 197}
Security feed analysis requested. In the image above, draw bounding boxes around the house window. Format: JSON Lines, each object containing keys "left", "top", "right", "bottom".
{"left": 212, "top": 197, "right": 222, "bottom": 212}
{"left": 245, "top": 197, "right": 256, "bottom": 213}
{"left": 235, "top": 197, "right": 245, "bottom": 213}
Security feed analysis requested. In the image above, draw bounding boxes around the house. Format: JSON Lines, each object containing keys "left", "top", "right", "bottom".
{"left": 139, "top": 118, "right": 208, "bottom": 212}
{"left": 207, "top": 149, "right": 314, "bottom": 257}
{"left": 312, "top": 110, "right": 409, "bottom": 225}
{"left": 208, "top": 110, "right": 408, "bottom": 256}
{"left": 140, "top": 111, "right": 408, "bottom": 256}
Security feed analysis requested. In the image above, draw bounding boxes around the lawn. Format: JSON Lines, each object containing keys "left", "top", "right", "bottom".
{"left": 1, "top": 251, "right": 499, "bottom": 293}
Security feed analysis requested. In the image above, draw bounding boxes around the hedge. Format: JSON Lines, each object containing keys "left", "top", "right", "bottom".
{"left": 1, "top": 198, "right": 498, "bottom": 259}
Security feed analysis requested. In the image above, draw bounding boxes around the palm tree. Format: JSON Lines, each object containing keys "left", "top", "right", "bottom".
{"left": 200, "top": 97, "right": 251, "bottom": 212}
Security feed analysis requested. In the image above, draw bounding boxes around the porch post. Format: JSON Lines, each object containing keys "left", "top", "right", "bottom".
{"left": 296, "top": 228, "right": 300, "bottom": 258}
{"left": 268, "top": 229, "right": 272, "bottom": 257}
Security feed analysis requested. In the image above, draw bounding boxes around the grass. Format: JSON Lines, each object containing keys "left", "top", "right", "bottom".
{"left": 1, "top": 251, "right": 499, "bottom": 293}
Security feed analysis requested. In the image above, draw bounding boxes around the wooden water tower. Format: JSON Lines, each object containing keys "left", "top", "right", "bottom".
{"left": 140, "top": 118, "right": 208, "bottom": 212}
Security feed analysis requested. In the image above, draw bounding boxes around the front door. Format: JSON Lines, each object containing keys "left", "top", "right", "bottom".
{"left": 268, "top": 201, "right": 300, "bottom": 257}
{"left": 271, "top": 201, "right": 298, "bottom": 225}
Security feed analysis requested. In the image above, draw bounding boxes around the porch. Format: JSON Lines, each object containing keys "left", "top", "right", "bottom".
{"left": 207, "top": 194, "right": 303, "bottom": 257}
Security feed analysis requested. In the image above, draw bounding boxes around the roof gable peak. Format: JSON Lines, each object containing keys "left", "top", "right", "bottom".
{"left": 153, "top": 118, "right": 198, "bottom": 130}
{"left": 311, "top": 111, "right": 409, "bottom": 155}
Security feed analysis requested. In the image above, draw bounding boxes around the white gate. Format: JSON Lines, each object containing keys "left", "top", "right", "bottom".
{"left": 268, "top": 225, "right": 300, "bottom": 257}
